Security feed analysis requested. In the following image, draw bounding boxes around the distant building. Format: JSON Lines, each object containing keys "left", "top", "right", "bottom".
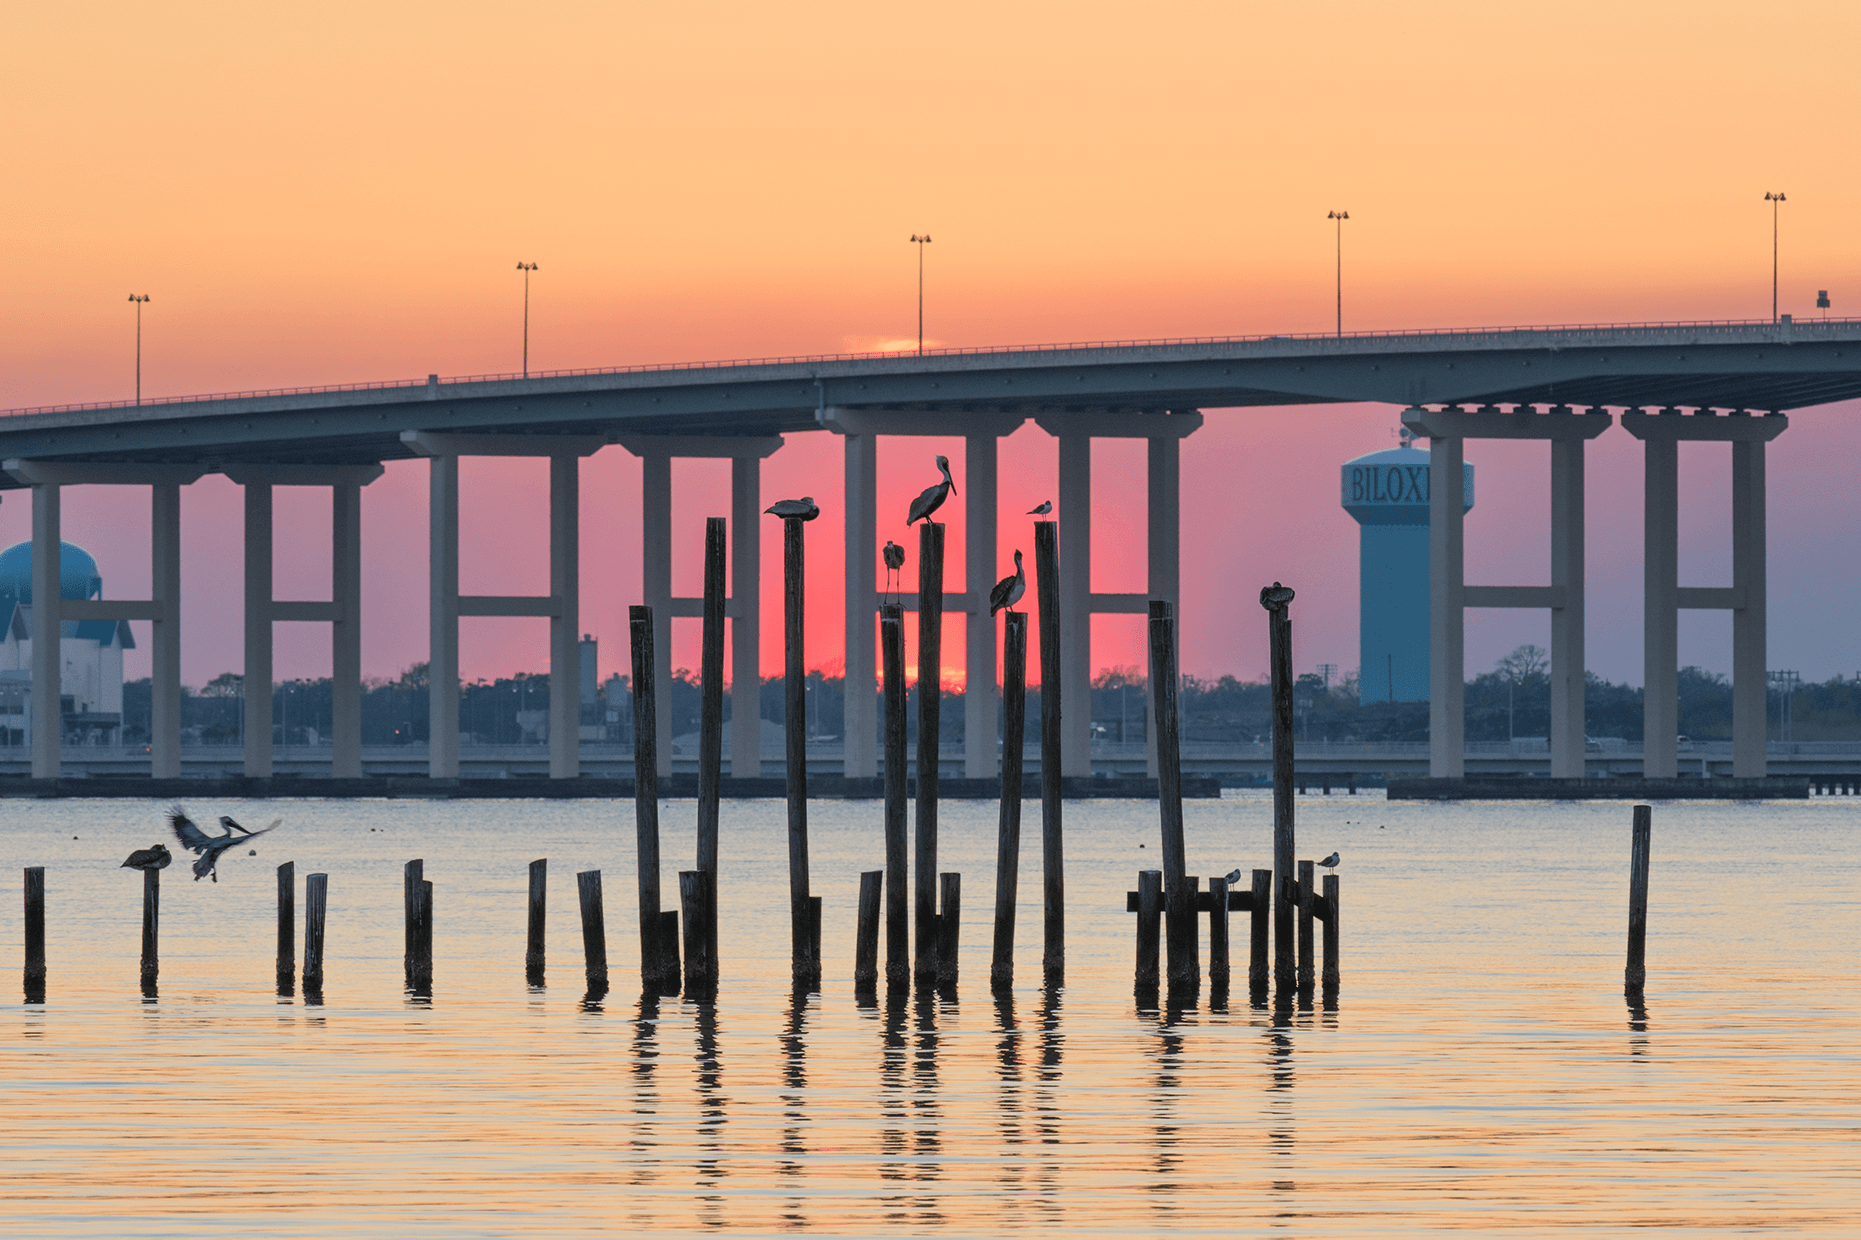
{"left": 0, "top": 541, "right": 135, "bottom": 744}
{"left": 1340, "top": 439, "right": 1473, "bottom": 703}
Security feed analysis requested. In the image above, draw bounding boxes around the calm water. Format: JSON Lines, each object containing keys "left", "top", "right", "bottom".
{"left": 2, "top": 792, "right": 1857, "bottom": 1237}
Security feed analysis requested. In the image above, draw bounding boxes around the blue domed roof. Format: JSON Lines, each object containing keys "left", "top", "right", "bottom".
{"left": 0, "top": 541, "right": 103, "bottom": 604}
{"left": 1341, "top": 445, "right": 1473, "bottom": 526}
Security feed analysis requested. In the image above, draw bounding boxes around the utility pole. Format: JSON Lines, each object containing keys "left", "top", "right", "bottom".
{"left": 128, "top": 294, "right": 151, "bottom": 405}
{"left": 1327, "top": 211, "right": 1349, "bottom": 337}
{"left": 516, "top": 262, "right": 539, "bottom": 376}
{"left": 909, "top": 235, "right": 932, "bottom": 354}
{"left": 1764, "top": 193, "right": 1786, "bottom": 323}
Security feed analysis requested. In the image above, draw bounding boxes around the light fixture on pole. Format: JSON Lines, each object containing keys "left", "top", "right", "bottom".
{"left": 127, "top": 294, "right": 151, "bottom": 405}
{"left": 909, "top": 234, "right": 932, "bottom": 355}
{"left": 1327, "top": 211, "right": 1349, "bottom": 337}
{"left": 516, "top": 261, "right": 539, "bottom": 377}
{"left": 1764, "top": 192, "right": 1785, "bottom": 323}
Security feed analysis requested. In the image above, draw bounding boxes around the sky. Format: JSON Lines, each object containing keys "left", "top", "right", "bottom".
{"left": 3, "top": 1, "right": 1859, "bottom": 692}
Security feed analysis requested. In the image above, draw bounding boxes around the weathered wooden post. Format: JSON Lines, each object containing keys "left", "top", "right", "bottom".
{"left": 937, "top": 872, "right": 961, "bottom": 990}
{"left": 696, "top": 516, "right": 727, "bottom": 977}
{"left": 1626, "top": 803, "right": 1652, "bottom": 993}
{"left": 1207, "top": 872, "right": 1231, "bottom": 991}
{"left": 882, "top": 603, "right": 909, "bottom": 990}
{"left": 991, "top": 610, "right": 1028, "bottom": 991}
{"left": 411, "top": 878, "right": 434, "bottom": 993}
{"left": 630, "top": 605, "right": 670, "bottom": 993}
{"left": 140, "top": 867, "right": 160, "bottom": 992}
{"left": 1297, "top": 858, "right": 1316, "bottom": 996}
{"left": 657, "top": 909, "right": 681, "bottom": 995}
{"left": 526, "top": 858, "right": 547, "bottom": 985}
{"left": 1260, "top": 582, "right": 1297, "bottom": 994}
{"left": 855, "top": 869, "right": 883, "bottom": 993}
{"left": 1249, "top": 868, "right": 1271, "bottom": 994}
{"left": 915, "top": 520, "right": 945, "bottom": 985}
{"left": 777, "top": 512, "right": 819, "bottom": 988}
{"left": 403, "top": 858, "right": 423, "bottom": 988}
{"left": 24, "top": 866, "right": 45, "bottom": 1002}
{"left": 1148, "top": 599, "right": 1198, "bottom": 992}
{"left": 1322, "top": 873, "right": 1340, "bottom": 994}
{"left": 577, "top": 869, "right": 608, "bottom": 993}
{"left": 302, "top": 872, "right": 328, "bottom": 997}
{"left": 680, "top": 869, "right": 714, "bottom": 996}
{"left": 276, "top": 861, "right": 295, "bottom": 995}
{"left": 1033, "top": 519, "right": 1065, "bottom": 985}
{"left": 1135, "top": 869, "right": 1162, "bottom": 991}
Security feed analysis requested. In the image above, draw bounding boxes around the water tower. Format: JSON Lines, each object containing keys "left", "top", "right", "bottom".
{"left": 1341, "top": 433, "right": 1473, "bottom": 702}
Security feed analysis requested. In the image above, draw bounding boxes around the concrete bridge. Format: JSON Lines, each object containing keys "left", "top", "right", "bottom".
{"left": 6, "top": 315, "right": 1861, "bottom": 785}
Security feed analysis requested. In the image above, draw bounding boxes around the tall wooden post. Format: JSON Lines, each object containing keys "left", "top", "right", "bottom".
{"left": 1249, "top": 868, "right": 1272, "bottom": 995}
{"left": 1148, "top": 600, "right": 1197, "bottom": 992}
{"left": 915, "top": 521, "right": 945, "bottom": 984}
{"left": 275, "top": 861, "right": 295, "bottom": 995}
{"left": 1297, "top": 858, "right": 1316, "bottom": 996}
{"left": 696, "top": 516, "right": 726, "bottom": 974}
{"left": 1208, "top": 873, "right": 1231, "bottom": 991}
{"left": 855, "top": 869, "right": 883, "bottom": 993}
{"left": 1322, "top": 873, "right": 1341, "bottom": 995}
{"left": 403, "top": 858, "right": 423, "bottom": 988}
{"left": 526, "top": 858, "right": 547, "bottom": 985}
{"left": 1261, "top": 582, "right": 1297, "bottom": 994}
{"left": 992, "top": 611, "right": 1028, "bottom": 990}
{"left": 23, "top": 866, "right": 46, "bottom": 1002}
{"left": 780, "top": 515, "right": 818, "bottom": 987}
{"left": 629, "top": 606, "right": 667, "bottom": 992}
{"left": 1033, "top": 520, "right": 1065, "bottom": 984}
{"left": 1626, "top": 803, "right": 1652, "bottom": 993}
{"left": 1135, "top": 869, "right": 1162, "bottom": 991}
{"left": 577, "top": 869, "right": 609, "bottom": 994}
{"left": 680, "top": 869, "right": 714, "bottom": 996}
{"left": 302, "top": 872, "right": 327, "bottom": 997}
{"left": 881, "top": 603, "right": 909, "bottom": 989}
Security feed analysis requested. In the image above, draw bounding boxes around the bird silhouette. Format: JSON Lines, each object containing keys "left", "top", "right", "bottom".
{"left": 1222, "top": 867, "right": 1243, "bottom": 886}
{"left": 882, "top": 540, "right": 906, "bottom": 599}
{"left": 765, "top": 497, "right": 820, "bottom": 521}
{"left": 1259, "top": 581, "right": 1296, "bottom": 611}
{"left": 906, "top": 456, "right": 956, "bottom": 525}
{"left": 989, "top": 549, "right": 1025, "bottom": 616}
{"left": 168, "top": 805, "right": 280, "bottom": 882}
{"left": 1319, "top": 852, "right": 1340, "bottom": 869}
{"left": 120, "top": 844, "right": 172, "bottom": 873}
{"left": 1028, "top": 500, "right": 1052, "bottom": 515}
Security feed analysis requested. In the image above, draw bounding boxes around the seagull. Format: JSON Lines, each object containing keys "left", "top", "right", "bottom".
{"left": 882, "top": 540, "right": 905, "bottom": 599}
{"left": 168, "top": 805, "right": 280, "bottom": 883}
{"left": 906, "top": 456, "right": 956, "bottom": 525}
{"left": 1319, "top": 852, "right": 1340, "bottom": 869}
{"left": 1222, "top": 867, "right": 1243, "bottom": 886}
{"left": 120, "top": 844, "right": 172, "bottom": 873}
{"left": 989, "top": 550, "right": 1025, "bottom": 616}
{"left": 765, "top": 496, "right": 820, "bottom": 521}
{"left": 1028, "top": 500, "right": 1052, "bottom": 515}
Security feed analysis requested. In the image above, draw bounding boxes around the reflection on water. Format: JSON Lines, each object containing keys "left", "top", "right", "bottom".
{"left": 3, "top": 794, "right": 1860, "bottom": 1235}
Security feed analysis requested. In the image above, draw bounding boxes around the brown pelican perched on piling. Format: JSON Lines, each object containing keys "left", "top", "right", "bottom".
{"left": 120, "top": 844, "right": 172, "bottom": 872}
{"left": 168, "top": 805, "right": 280, "bottom": 882}
{"left": 989, "top": 550, "right": 1025, "bottom": 616}
{"left": 882, "top": 540, "right": 906, "bottom": 601}
{"left": 765, "top": 496, "right": 820, "bottom": 521}
{"left": 906, "top": 456, "right": 956, "bottom": 525}
{"left": 1028, "top": 500, "right": 1052, "bottom": 515}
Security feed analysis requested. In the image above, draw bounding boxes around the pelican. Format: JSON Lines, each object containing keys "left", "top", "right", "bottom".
{"left": 765, "top": 496, "right": 820, "bottom": 521}
{"left": 882, "top": 540, "right": 905, "bottom": 599}
{"left": 120, "top": 844, "right": 172, "bottom": 873}
{"left": 1260, "top": 581, "right": 1296, "bottom": 610}
{"left": 1028, "top": 500, "right": 1052, "bottom": 515}
{"left": 168, "top": 805, "right": 280, "bottom": 883}
{"left": 989, "top": 550, "right": 1025, "bottom": 616}
{"left": 1319, "top": 852, "right": 1340, "bottom": 869}
{"left": 906, "top": 456, "right": 956, "bottom": 525}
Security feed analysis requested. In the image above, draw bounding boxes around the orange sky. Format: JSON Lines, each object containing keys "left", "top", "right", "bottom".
{"left": 4, "top": 2, "right": 1860, "bottom": 690}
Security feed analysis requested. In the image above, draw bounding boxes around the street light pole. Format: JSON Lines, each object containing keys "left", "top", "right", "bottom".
{"left": 127, "top": 294, "right": 150, "bottom": 405}
{"left": 1764, "top": 193, "right": 1785, "bottom": 323}
{"left": 909, "top": 234, "right": 932, "bottom": 355}
{"left": 516, "top": 262, "right": 539, "bottom": 376}
{"left": 1327, "top": 211, "right": 1349, "bottom": 337}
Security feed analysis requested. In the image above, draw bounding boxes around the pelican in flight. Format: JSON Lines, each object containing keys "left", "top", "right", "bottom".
{"left": 882, "top": 540, "right": 906, "bottom": 600}
{"left": 168, "top": 805, "right": 280, "bottom": 882}
{"left": 765, "top": 496, "right": 820, "bottom": 521}
{"left": 120, "top": 844, "right": 172, "bottom": 873}
{"left": 989, "top": 550, "right": 1025, "bottom": 616}
{"left": 906, "top": 456, "right": 956, "bottom": 525}
{"left": 1028, "top": 500, "right": 1052, "bottom": 515}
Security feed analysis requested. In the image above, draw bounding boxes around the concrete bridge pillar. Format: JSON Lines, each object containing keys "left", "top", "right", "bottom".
{"left": 1426, "top": 431, "right": 1466, "bottom": 779}
{"left": 29, "top": 481, "right": 61, "bottom": 779}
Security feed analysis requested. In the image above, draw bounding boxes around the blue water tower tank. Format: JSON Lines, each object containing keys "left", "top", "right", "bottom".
{"left": 1340, "top": 442, "right": 1473, "bottom": 702}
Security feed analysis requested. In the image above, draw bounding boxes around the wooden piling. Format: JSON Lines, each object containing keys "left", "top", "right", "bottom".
{"left": 992, "top": 610, "right": 1028, "bottom": 991}
{"left": 1626, "top": 803, "right": 1652, "bottom": 992}
{"left": 855, "top": 869, "right": 883, "bottom": 992}
{"left": 629, "top": 605, "right": 668, "bottom": 993}
{"left": 1135, "top": 869, "right": 1162, "bottom": 991}
{"left": 403, "top": 858, "right": 423, "bottom": 986}
{"left": 276, "top": 861, "right": 295, "bottom": 994}
{"left": 1033, "top": 519, "right": 1064, "bottom": 985}
{"left": 657, "top": 909, "right": 681, "bottom": 995}
{"left": 577, "top": 869, "right": 608, "bottom": 993}
{"left": 1208, "top": 873, "right": 1231, "bottom": 991}
{"left": 808, "top": 894, "right": 823, "bottom": 970}
{"left": 1322, "top": 873, "right": 1340, "bottom": 993}
{"left": 526, "top": 858, "right": 547, "bottom": 985}
{"left": 696, "top": 516, "right": 726, "bottom": 971}
{"left": 1260, "top": 583, "right": 1297, "bottom": 993}
{"left": 410, "top": 878, "right": 434, "bottom": 992}
{"left": 881, "top": 604, "right": 909, "bottom": 990}
{"left": 780, "top": 515, "right": 818, "bottom": 988}
{"left": 1249, "top": 868, "right": 1271, "bottom": 993}
{"left": 937, "top": 872, "right": 961, "bottom": 989}
{"left": 680, "top": 870, "right": 714, "bottom": 996}
{"left": 1297, "top": 858, "right": 1316, "bottom": 995}
{"left": 24, "top": 866, "right": 46, "bottom": 1001}
{"left": 1148, "top": 600, "right": 1198, "bottom": 992}
{"left": 302, "top": 872, "right": 327, "bottom": 995}
{"left": 915, "top": 521, "right": 945, "bottom": 985}
{"left": 140, "top": 868, "right": 160, "bottom": 991}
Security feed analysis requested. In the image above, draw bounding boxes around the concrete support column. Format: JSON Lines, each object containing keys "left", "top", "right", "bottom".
{"left": 1427, "top": 434, "right": 1465, "bottom": 777}
{"left": 730, "top": 453, "right": 763, "bottom": 777}
{"left": 1057, "top": 432, "right": 1092, "bottom": 777}
{"left": 428, "top": 454, "right": 461, "bottom": 779}
{"left": 243, "top": 482, "right": 274, "bottom": 778}
{"left": 1145, "top": 436, "right": 1182, "bottom": 779}
{"left": 964, "top": 432, "right": 999, "bottom": 778}
{"left": 1549, "top": 436, "right": 1586, "bottom": 778}
{"left": 550, "top": 454, "right": 581, "bottom": 779}
{"left": 1731, "top": 438, "right": 1767, "bottom": 777}
{"left": 843, "top": 432, "right": 878, "bottom": 778}
{"left": 639, "top": 451, "right": 672, "bottom": 778}
{"left": 331, "top": 480, "right": 363, "bottom": 778}
{"left": 29, "top": 483, "right": 61, "bottom": 779}
{"left": 1641, "top": 435, "right": 1679, "bottom": 779}
{"left": 150, "top": 483, "right": 182, "bottom": 779}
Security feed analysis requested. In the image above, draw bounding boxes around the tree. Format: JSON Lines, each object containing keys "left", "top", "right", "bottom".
{"left": 1494, "top": 644, "right": 1548, "bottom": 684}
{"left": 200, "top": 672, "right": 243, "bottom": 697}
